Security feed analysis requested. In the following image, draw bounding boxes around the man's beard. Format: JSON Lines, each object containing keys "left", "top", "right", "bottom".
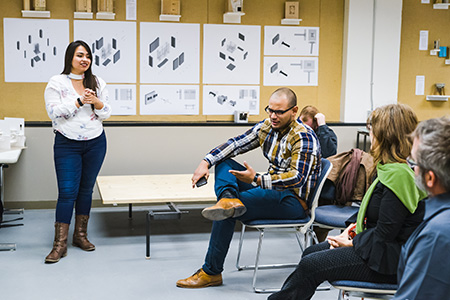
{"left": 415, "top": 173, "right": 430, "bottom": 195}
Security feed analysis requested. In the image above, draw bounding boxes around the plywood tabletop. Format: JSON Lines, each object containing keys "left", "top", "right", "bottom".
{"left": 96, "top": 174, "right": 216, "bottom": 204}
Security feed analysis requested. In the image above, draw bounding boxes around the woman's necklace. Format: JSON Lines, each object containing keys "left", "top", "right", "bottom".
{"left": 68, "top": 73, "right": 84, "bottom": 80}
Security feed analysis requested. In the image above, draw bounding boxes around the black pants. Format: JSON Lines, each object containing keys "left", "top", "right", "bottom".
{"left": 268, "top": 242, "right": 396, "bottom": 300}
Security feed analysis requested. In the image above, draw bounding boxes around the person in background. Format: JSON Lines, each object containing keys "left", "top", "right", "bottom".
{"left": 393, "top": 116, "right": 450, "bottom": 299}
{"left": 44, "top": 40, "right": 111, "bottom": 263}
{"left": 176, "top": 88, "right": 321, "bottom": 288}
{"left": 300, "top": 105, "right": 337, "bottom": 158}
{"left": 269, "top": 104, "right": 427, "bottom": 300}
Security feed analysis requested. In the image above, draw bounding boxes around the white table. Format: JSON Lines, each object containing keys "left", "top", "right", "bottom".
{"left": 97, "top": 174, "right": 216, "bottom": 258}
{"left": 0, "top": 147, "right": 24, "bottom": 251}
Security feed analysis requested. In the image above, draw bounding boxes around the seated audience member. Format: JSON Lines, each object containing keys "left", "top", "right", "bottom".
{"left": 300, "top": 105, "right": 337, "bottom": 158}
{"left": 176, "top": 88, "right": 321, "bottom": 288}
{"left": 269, "top": 104, "right": 427, "bottom": 300}
{"left": 393, "top": 116, "right": 450, "bottom": 299}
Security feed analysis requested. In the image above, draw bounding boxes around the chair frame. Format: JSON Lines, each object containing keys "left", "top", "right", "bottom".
{"left": 235, "top": 159, "right": 333, "bottom": 293}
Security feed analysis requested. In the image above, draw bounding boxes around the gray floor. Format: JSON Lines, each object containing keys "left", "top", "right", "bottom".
{"left": 0, "top": 207, "right": 340, "bottom": 300}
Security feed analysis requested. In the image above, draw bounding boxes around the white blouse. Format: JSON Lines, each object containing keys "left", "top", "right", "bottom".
{"left": 44, "top": 74, "right": 112, "bottom": 141}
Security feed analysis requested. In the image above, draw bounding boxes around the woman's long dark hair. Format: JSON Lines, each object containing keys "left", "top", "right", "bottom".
{"left": 61, "top": 40, "right": 98, "bottom": 93}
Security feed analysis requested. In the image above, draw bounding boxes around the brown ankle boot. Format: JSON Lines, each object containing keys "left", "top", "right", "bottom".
{"left": 201, "top": 197, "right": 246, "bottom": 221}
{"left": 72, "top": 215, "right": 95, "bottom": 251}
{"left": 45, "top": 222, "right": 69, "bottom": 263}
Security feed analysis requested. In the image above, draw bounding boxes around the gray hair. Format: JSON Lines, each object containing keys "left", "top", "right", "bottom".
{"left": 411, "top": 116, "right": 450, "bottom": 192}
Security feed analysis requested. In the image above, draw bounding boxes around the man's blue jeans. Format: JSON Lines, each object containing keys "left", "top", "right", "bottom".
{"left": 53, "top": 131, "right": 107, "bottom": 224}
{"left": 202, "top": 159, "right": 307, "bottom": 275}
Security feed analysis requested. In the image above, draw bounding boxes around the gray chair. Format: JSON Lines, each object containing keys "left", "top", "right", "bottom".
{"left": 235, "top": 158, "right": 333, "bottom": 293}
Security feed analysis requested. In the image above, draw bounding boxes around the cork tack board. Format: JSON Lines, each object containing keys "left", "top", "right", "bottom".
{"left": 0, "top": 0, "right": 344, "bottom": 123}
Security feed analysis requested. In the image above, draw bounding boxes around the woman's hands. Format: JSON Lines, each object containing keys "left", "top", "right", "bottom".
{"left": 80, "top": 88, "right": 104, "bottom": 110}
{"left": 327, "top": 223, "right": 355, "bottom": 249}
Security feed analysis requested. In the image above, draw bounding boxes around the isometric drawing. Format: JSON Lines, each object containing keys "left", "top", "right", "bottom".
{"left": 140, "top": 23, "right": 200, "bottom": 84}
{"left": 140, "top": 85, "right": 199, "bottom": 115}
{"left": 264, "top": 26, "right": 319, "bottom": 56}
{"left": 203, "top": 24, "right": 261, "bottom": 85}
{"left": 264, "top": 56, "right": 318, "bottom": 86}
{"left": 4, "top": 18, "right": 69, "bottom": 82}
{"left": 203, "top": 85, "right": 260, "bottom": 115}
{"left": 74, "top": 20, "right": 137, "bottom": 83}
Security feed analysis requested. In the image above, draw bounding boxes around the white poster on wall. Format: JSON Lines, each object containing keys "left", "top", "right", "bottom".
{"left": 74, "top": 20, "right": 136, "bottom": 83}
{"left": 140, "top": 85, "right": 199, "bottom": 115}
{"left": 203, "top": 24, "right": 261, "bottom": 84}
{"left": 203, "top": 85, "right": 260, "bottom": 115}
{"left": 3, "top": 18, "right": 69, "bottom": 82}
{"left": 264, "top": 26, "right": 320, "bottom": 56}
{"left": 263, "top": 56, "right": 318, "bottom": 86}
{"left": 108, "top": 84, "right": 137, "bottom": 115}
{"left": 140, "top": 22, "right": 200, "bottom": 84}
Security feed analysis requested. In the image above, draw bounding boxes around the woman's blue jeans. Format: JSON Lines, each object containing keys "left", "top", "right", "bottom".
{"left": 202, "top": 158, "right": 307, "bottom": 275}
{"left": 53, "top": 131, "right": 107, "bottom": 224}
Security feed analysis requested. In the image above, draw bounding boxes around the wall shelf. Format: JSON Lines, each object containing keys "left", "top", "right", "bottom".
{"left": 426, "top": 95, "right": 449, "bottom": 101}
{"left": 433, "top": 3, "right": 450, "bottom": 9}
{"left": 223, "top": 12, "right": 245, "bottom": 24}
{"left": 96, "top": 12, "right": 115, "bottom": 20}
{"left": 74, "top": 12, "right": 93, "bottom": 19}
{"left": 281, "top": 18, "right": 302, "bottom": 25}
{"left": 21, "top": 10, "right": 50, "bottom": 18}
{"left": 159, "top": 14, "right": 181, "bottom": 22}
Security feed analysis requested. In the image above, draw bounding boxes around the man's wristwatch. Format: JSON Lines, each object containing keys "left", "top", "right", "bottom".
{"left": 77, "top": 98, "right": 84, "bottom": 107}
{"left": 251, "top": 173, "right": 260, "bottom": 187}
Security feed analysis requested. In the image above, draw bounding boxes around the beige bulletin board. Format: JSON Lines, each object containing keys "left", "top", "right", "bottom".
{"left": 398, "top": 0, "right": 450, "bottom": 121}
{"left": 0, "top": 0, "right": 344, "bottom": 123}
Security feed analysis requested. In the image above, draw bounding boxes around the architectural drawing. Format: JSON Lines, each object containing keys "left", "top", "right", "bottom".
{"left": 74, "top": 20, "right": 136, "bottom": 83}
{"left": 203, "top": 85, "right": 259, "bottom": 115}
{"left": 108, "top": 84, "right": 137, "bottom": 115}
{"left": 140, "top": 85, "right": 199, "bottom": 115}
{"left": 203, "top": 24, "right": 260, "bottom": 84}
{"left": 3, "top": 18, "right": 69, "bottom": 82}
{"left": 264, "top": 26, "right": 320, "bottom": 56}
{"left": 263, "top": 57, "right": 318, "bottom": 86}
{"left": 140, "top": 23, "right": 200, "bottom": 84}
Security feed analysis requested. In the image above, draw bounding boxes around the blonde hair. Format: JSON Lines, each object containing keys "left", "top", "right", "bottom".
{"left": 368, "top": 104, "right": 418, "bottom": 171}
{"left": 300, "top": 105, "right": 319, "bottom": 128}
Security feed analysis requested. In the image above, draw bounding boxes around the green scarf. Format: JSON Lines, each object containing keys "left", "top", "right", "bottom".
{"left": 355, "top": 162, "right": 427, "bottom": 234}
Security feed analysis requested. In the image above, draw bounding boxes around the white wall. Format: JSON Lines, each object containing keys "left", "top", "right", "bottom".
{"left": 3, "top": 125, "right": 361, "bottom": 206}
{"left": 341, "top": 0, "right": 403, "bottom": 122}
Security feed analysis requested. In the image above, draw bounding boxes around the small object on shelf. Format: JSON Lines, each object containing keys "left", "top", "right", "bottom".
{"left": 160, "top": 0, "right": 181, "bottom": 22}
{"left": 227, "top": 0, "right": 243, "bottom": 13}
{"left": 224, "top": 0, "right": 244, "bottom": 23}
{"left": 74, "top": 0, "right": 93, "bottom": 19}
{"left": 426, "top": 83, "right": 448, "bottom": 101}
{"left": 234, "top": 111, "right": 249, "bottom": 123}
{"left": 22, "top": 0, "right": 50, "bottom": 18}
{"left": 285, "top": 1, "right": 299, "bottom": 19}
{"left": 97, "top": 0, "right": 115, "bottom": 19}
{"left": 435, "top": 83, "right": 445, "bottom": 95}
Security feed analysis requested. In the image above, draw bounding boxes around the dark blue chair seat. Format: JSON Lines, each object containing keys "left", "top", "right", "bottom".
{"left": 314, "top": 205, "right": 359, "bottom": 230}
{"left": 244, "top": 216, "right": 310, "bottom": 227}
{"left": 331, "top": 280, "right": 397, "bottom": 300}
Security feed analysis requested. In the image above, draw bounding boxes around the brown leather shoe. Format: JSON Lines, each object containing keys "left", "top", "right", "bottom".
{"left": 45, "top": 222, "right": 69, "bottom": 264}
{"left": 176, "top": 269, "right": 222, "bottom": 288}
{"left": 72, "top": 215, "right": 95, "bottom": 251}
{"left": 201, "top": 197, "right": 246, "bottom": 221}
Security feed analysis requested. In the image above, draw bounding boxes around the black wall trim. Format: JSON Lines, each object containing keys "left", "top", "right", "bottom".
{"left": 26, "top": 121, "right": 366, "bottom": 127}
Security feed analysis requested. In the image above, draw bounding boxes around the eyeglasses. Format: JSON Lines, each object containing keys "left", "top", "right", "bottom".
{"left": 265, "top": 105, "right": 295, "bottom": 116}
{"left": 406, "top": 156, "right": 418, "bottom": 170}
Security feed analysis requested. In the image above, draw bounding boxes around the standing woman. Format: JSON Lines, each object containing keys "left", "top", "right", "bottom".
{"left": 44, "top": 40, "right": 111, "bottom": 263}
{"left": 269, "top": 104, "right": 427, "bottom": 300}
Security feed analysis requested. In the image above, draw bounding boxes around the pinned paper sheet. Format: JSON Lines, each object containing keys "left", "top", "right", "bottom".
{"left": 419, "top": 31, "right": 428, "bottom": 51}
{"left": 415, "top": 76, "right": 425, "bottom": 96}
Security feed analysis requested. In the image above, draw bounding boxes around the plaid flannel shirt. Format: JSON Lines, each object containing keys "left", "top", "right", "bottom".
{"left": 204, "top": 118, "right": 321, "bottom": 207}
